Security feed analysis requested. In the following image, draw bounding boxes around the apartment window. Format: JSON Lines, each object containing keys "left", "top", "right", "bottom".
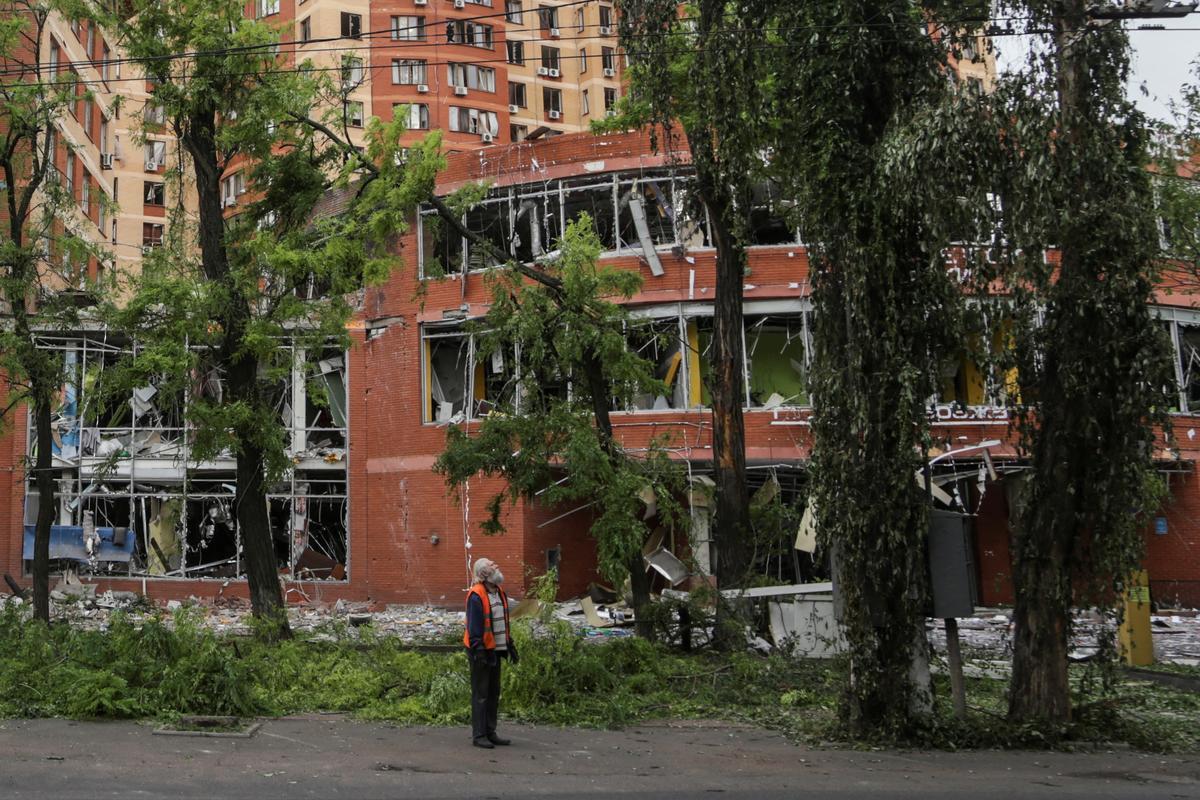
{"left": 65, "top": 151, "right": 76, "bottom": 195}
{"left": 448, "top": 106, "right": 499, "bottom": 135}
{"left": 144, "top": 140, "right": 166, "bottom": 170}
{"left": 508, "top": 82, "right": 527, "bottom": 108}
{"left": 599, "top": 5, "right": 612, "bottom": 29}
{"left": 448, "top": 63, "right": 495, "bottom": 92}
{"left": 604, "top": 87, "right": 617, "bottom": 111}
{"left": 98, "top": 189, "right": 106, "bottom": 230}
{"left": 505, "top": 0, "right": 523, "bottom": 24}
{"left": 392, "top": 59, "right": 427, "bottom": 85}
{"left": 506, "top": 40, "right": 524, "bottom": 65}
{"left": 395, "top": 103, "right": 430, "bottom": 130}
{"left": 575, "top": 8, "right": 585, "bottom": 32}
{"left": 85, "top": 22, "right": 95, "bottom": 59}
{"left": 601, "top": 46, "right": 616, "bottom": 72}
{"left": 221, "top": 172, "right": 246, "bottom": 205}
{"left": 345, "top": 100, "right": 365, "bottom": 127}
{"left": 540, "top": 46, "right": 560, "bottom": 71}
{"left": 70, "top": 19, "right": 80, "bottom": 40}
{"left": 581, "top": 88, "right": 589, "bottom": 116}
{"left": 100, "top": 44, "right": 110, "bottom": 81}
{"left": 391, "top": 15, "right": 426, "bottom": 41}
{"left": 48, "top": 40, "right": 59, "bottom": 78}
{"left": 80, "top": 174, "right": 90, "bottom": 214}
{"left": 510, "top": 124, "right": 528, "bottom": 142}
{"left": 341, "top": 12, "right": 363, "bottom": 39}
{"left": 99, "top": 117, "right": 108, "bottom": 154}
{"left": 142, "top": 222, "right": 164, "bottom": 248}
{"left": 341, "top": 56, "right": 364, "bottom": 89}
{"left": 83, "top": 99, "right": 94, "bottom": 139}
{"left": 537, "top": 5, "right": 557, "bottom": 30}
{"left": 580, "top": 47, "right": 587, "bottom": 72}
{"left": 299, "top": 17, "right": 312, "bottom": 42}
{"left": 445, "top": 20, "right": 493, "bottom": 48}
{"left": 542, "top": 86, "right": 562, "bottom": 114}
{"left": 145, "top": 102, "right": 166, "bottom": 125}
{"left": 257, "top": 0, "right": 280, "bottom": 17}
{"left": 144, "top": 181, "right": 165, "bottom": 205}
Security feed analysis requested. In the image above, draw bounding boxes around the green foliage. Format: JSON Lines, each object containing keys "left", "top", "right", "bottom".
{"left": 434, "top": 218, "right": 686, "bottom": 587}
{"left": 1155, "top": 63, "right": 1200, "bottom": 277}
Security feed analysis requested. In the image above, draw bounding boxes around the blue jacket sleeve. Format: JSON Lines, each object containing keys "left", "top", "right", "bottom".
{"left": 466, "top": 592, "right": 486, "bottom": 652}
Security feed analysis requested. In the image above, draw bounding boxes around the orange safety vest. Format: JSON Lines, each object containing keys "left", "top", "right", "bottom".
{"left": 463, "top": 582, "right": 509, "bottom": 650}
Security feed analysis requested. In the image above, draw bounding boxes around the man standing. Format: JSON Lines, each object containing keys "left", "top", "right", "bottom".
{"left": 464, "top": 557, "right": 519, "bottom": 748}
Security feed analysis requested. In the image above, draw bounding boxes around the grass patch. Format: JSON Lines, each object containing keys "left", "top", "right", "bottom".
{"left": 0, "top": 606, "right": 1193, "bottom": 752}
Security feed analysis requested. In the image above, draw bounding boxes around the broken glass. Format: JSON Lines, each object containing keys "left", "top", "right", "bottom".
{"left": 560, "top": 177, "right": 618, "bottom": 251}
{"left": 745, "top": 315, "right": 809, "bottom": 407}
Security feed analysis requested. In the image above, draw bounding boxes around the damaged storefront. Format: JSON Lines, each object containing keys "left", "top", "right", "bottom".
{"left": 19, "top": 334, "right": 350, "bottom": 583}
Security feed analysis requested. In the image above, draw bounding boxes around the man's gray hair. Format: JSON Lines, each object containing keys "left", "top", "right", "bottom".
{"left": 473, "top": 557, "right": 499, "bottom": 583}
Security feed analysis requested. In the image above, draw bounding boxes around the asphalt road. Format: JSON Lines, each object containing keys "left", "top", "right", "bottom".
{"left": 0, "top": 717, "right": 1197, "bottom": 799}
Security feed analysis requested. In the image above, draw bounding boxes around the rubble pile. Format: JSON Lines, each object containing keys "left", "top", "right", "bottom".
{"left": 928, "top": 608, "right": 1200, "bottom": 667}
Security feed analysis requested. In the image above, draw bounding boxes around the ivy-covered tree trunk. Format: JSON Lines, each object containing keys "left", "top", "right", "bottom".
{"left": 1001, "top": 0, "right": 1174, "bottom": 725}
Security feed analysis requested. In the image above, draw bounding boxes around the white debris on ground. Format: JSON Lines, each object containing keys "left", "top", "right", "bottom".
{"left": 0, "top": 590, "right": 632, "bottom": 644}
{"left": 927, "top": 608, "right": 1200, "bottom": 667}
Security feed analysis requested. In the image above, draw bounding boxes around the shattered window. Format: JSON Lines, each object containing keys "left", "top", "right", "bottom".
{"left": 23, "top": 335, "right": 350, "bottom": 583}
{"left": 623, "top": 317, "right": 686, "bottom": 410}
{"left": 560, "top": 176, "right": 617, "bottom": 251}
{"left": 425, "top": 327, "right": 472, "bottom": 423}
{"left": 745, "top": 315, "right": 810, "bottom": 408}
{"left": 464, "top": 195, "right": 511, "bottom": 270}
{"left": 747, "top": 181, "right": 798, "bottom": 246}
{"left": 1177, "top": 321, "right": 1200, "bottom": 412}
{"left": 511, "top": 191, "right": 559, "bottom": 263}
{"left": 419, "top": 208, "right": 464, "bottom": 277}
{"left": 687, "top": 317, "right": 715, "bottom": 408}
{"left": 618, "top": 177, "right": 677, "bottom": 251}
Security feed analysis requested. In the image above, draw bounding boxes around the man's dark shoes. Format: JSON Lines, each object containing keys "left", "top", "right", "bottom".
{"left": 472, "top": 737, "right": 495, "bottom": 749}
{"left": 487, "top": 734, "right": 511, "bottom": 746}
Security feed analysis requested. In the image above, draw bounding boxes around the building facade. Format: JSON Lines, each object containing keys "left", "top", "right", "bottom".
{"left": 4, "top": 129, "right": 1199, "bottom": 608}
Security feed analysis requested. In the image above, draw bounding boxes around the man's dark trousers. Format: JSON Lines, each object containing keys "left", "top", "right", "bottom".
{"left": 470, "top": 651, "right": 502, "bottom": 740}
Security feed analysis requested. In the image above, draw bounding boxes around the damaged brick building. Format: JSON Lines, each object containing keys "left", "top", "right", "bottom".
{"left": 3, "top": 129, "right": 1200, "bottom": 608}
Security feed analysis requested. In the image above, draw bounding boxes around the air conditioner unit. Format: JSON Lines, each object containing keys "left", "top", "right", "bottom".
{"left": 223, "top": 196, "right": 238, "bottom": 208}
{"left": 536, "top": 66, "right": 549, "bottom": 76}
{"left": 415, "top": 0, "right": 427, "bottom": 4}
{"left": 416, "top": 83, "right": 429, "bottom": 93}
{"left": 548, "top": 109, "right": 560, "bottom": 120}
{"left": 481, "top": 132, "right": 494, "bottom": 143}
{"left": 606, "top": 109, "right": 616, "bottom": 117}
{"left": 453, "top": 0, "right": 465, "bottom": 8}
{"left": 454, "top": 85, "right": 468, "bottom": 96}
{"left": 549, "top": 27, "right": 560, "bottom": 37}
{"left": 599, "top": 25, "right": 612, "bottom": 35}
{"left": 548, "top": 68, "right": 560, "bottom": 77}
{"left": 144, "top": 161, "right": 158, "bottom": 172}
{"left": 141, "top": 245, "right": 153, "bottom": 255}
{"left": 508, "top": 103, "right": 519, "bottom": 113}
{"left": 99, "top": 153, "right": 114, "bottom": 169}
{"left": 603, "top": 67, "right": 615, "bottom": 77}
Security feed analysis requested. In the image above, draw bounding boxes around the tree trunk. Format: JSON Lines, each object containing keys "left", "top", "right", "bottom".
{"left": 582, "top": 349, "right": 654, "bottom": 638}
{"left": 1008, "top": 524, "right": 1072, "bottom": 722}
{"left": 1007, "top": 0, "right": 1087, "bottom": 726}
{"left": 235, "top": 437, "right": 290, "bottom": 638}
{"left": 183, "top": 110, "right": 289, "bottom": 636}
{"left": 687, "top": 146, "right": 750, "bottom": 590}
{"left": 30, "top": 391, "right": 55, "bottom": 623}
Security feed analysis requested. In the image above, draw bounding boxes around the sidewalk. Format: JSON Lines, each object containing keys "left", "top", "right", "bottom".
{"left": 0, "top": 716, "right": 1197, "bottom": 799}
